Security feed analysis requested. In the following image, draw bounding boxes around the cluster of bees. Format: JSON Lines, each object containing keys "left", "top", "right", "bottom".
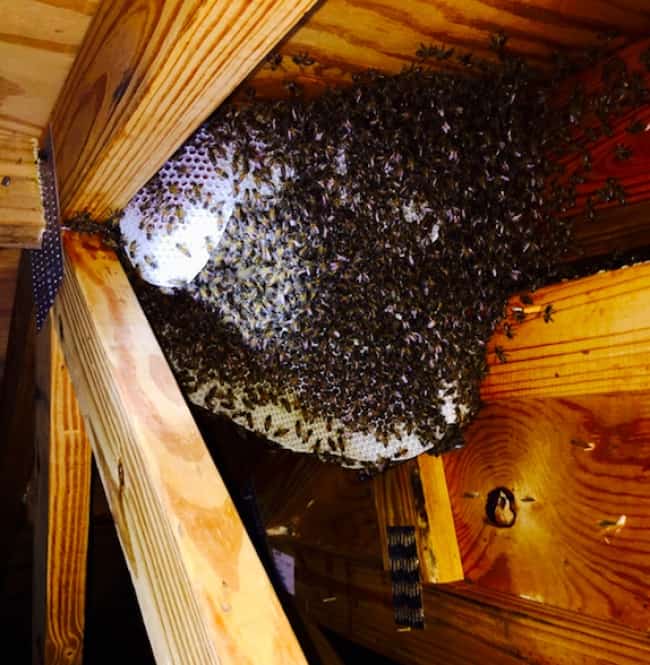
{"left": 122, "top": 39, "right": 648, "bottom": 468}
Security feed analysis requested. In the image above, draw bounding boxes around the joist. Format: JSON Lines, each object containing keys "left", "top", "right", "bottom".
{"left": 244, "top": 0, "right": 650, "bottom": 100}
{"left": 374, "top": 456, "right": 463, "bottom": 584}
{"left": 50, "top": 0, "right": 319, "bottom": 220}
{"left": 33, "top": 318, "right": 91, "bottom": 665}
{"left": 286, "top": 542, "right": 650, "bottom": 665}
{"left": 0, "top": 133, "right": 44, "bottom": 248}
{"left": 52, "top": 231, "right": 306, "bottom": 665}
{"left": 481, "top": 262, "right": 650, "bottom": 401}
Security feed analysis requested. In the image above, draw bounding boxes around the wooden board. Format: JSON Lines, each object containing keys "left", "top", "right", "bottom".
{"left": 245, "top": 0, "right": 650, "bottom": 99}
{"left": 0, "top": 132, "right": 44, "bottom": 247}
{"left": 0, "top": 248, "right": 20, "bottom": 382}
{"left": 481, "top": 262, "right": 650, "bottom": 401}
{"left": 50, "top": 0, "right": 319, "bottom": 221}
{"left": 53, "top": 231, "right": 306, "bottom": 665}
{"left": 288, "top": 543, "right": 650, "bottom": 665}
{"left": 444, "top": 392, "right": 650, "bottom": 632}
{"left": 0, "top": 0, "right": 99, "bottom": 137}
{"left": 33, "top": 319, "right": 91, "bottom": 665}
{"left": 374, "top": 456, "right": 463, "bottom": 584}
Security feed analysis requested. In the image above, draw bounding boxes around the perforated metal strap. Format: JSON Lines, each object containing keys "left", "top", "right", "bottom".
{"left": 30, "top": 129, "right": 63, "bottom": 332}
{"left": 387, "top": 525, "right": 425, "bottom": 629}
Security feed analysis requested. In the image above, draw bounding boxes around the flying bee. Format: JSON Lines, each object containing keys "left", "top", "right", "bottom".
{"left": 503, "top": 322, "right": 515, "bottom": 339}
{"left": 143, "top": 254, "right": 158, "bottom": 269}
{"left": 543, "top": 304, "right": 556, "bottom": 323}
{"left": 273, "top": 427, "right": 290, "bottom": 437}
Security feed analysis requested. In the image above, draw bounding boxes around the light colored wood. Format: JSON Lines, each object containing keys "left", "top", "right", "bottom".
{"left": 444, "top": 392, "right": 650, "bottom": 632}
{"left": 53, "top": 231, "right": 307, "bottom": 665}
{"left": 0, "top": 0, "right": 99, "bottom": 137}
{"left": 287, "top": 543, "right": 650, "bottom": 665}
{"left": 33, "top": 318, "right": 91, "bottom": 665}
{"left": 50, "top": 0, "right": 319, "bottom": 220}
{"left": 0, "top": 133, "right": 44, "bottom": 248}
{"left": 374, "top": 457, "right": 463, "bottom": 584}
{"left": 0, "top": 248, "right": 20, "bottom": 381}
{"left": 244, "top": 0, "right": 650, "bottom": 99}
{"left": 481, "top": 262, "right": 650, "bottom": 401}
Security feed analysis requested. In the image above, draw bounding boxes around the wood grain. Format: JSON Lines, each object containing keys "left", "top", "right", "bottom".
{"left": 554, "top": 39, "right": 650, "bottom": 219}
{"left": 481, "top": 262, "right": 650, "bottom": 401}
{"left": 568, "top": 199, "right": 650, "bottom": 261}
{"left": 444, "top": 393, "right": 650, "bottom": 632}
{"left": 0, "top": 248, "right": 20, "bottom": 382}
{"left": 0, "top": 0, "right": 99, "bottom": 137}
{"left": 33, "top": 318, "right": 91, "bottom": 665}
{"left": 0, "top": 132, "right": 44, "bottom": 248}
{"left": 50, "top": 0, "right": 318, "bottom": 220}
{"left": 244, "top": 0, "right": 650, "bottom": 99}
{"left": 53, "top": 231, "right": 306, "bottom": 665}
{"left": 374, "top": 456, "right": 463, "bottom": 583}
{"left": 278, "top": 542, "right": 650, "bottom": 665}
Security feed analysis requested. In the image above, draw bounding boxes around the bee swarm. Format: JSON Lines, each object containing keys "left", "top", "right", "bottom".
{"left": 117, "top": 46, "right": 648, "bottom": 470}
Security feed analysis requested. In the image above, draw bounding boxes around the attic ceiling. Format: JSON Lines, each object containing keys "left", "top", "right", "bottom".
{"left": 245, "top": 0, "right": 650, "bottom": 98}
{"left": 0, "top": 0, "right": 100, "bottom": 138}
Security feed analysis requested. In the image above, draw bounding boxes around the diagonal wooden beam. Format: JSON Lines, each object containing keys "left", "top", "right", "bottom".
{"left": 33, "top": 318, "right": 91, "bottom": 665}
{"left": 50, "top": 0, "right": 318, "bottom": 220}
{"left": 53, "top": 231, "right": 306, "bottom": 665}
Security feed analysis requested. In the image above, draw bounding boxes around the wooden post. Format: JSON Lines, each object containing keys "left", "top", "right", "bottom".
{"left": 374, "top": 456, "right": 463, "bottom": 584}
{"left": 53, "top": 231, "right": 306, "bottom": 665}
{"left": 33, "top": 318, "right": 91, "bottom": 665}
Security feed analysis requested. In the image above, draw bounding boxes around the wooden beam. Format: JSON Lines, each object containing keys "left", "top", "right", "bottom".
{"left": 243, "top": 0, "right": 650, "bottom": 100}
{"left": 50, "top": 0, "right": 318, "bottom": 220}
{"left": 33, "top": 318, "right": 91, "bottom": 665}
{"left": 53, "top": 231, "right": 306, "bottom": 665}
{"left": 0, "top": 133, "right": 44, "bottom": 248}
{"left": 0, "top": 251, "right": 35, "bottom": 579}
{"left": 0, "top": 1, "right": 99, "bottom": 138}
{"left": 481, "top": 262, "right": 650, "bottom": 401}
{"left": 287, "top": 542, "right": 650, "bottom": 665}
{"left": 374, "top": 456, "right": 463, "bottom": 584}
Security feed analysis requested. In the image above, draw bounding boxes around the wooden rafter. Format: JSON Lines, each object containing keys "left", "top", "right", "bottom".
{"left": 50, "top": 0, "right": 319, "bottom": 220}
{"left": 53, "top": 231, "right": 306, "bottom": 665}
